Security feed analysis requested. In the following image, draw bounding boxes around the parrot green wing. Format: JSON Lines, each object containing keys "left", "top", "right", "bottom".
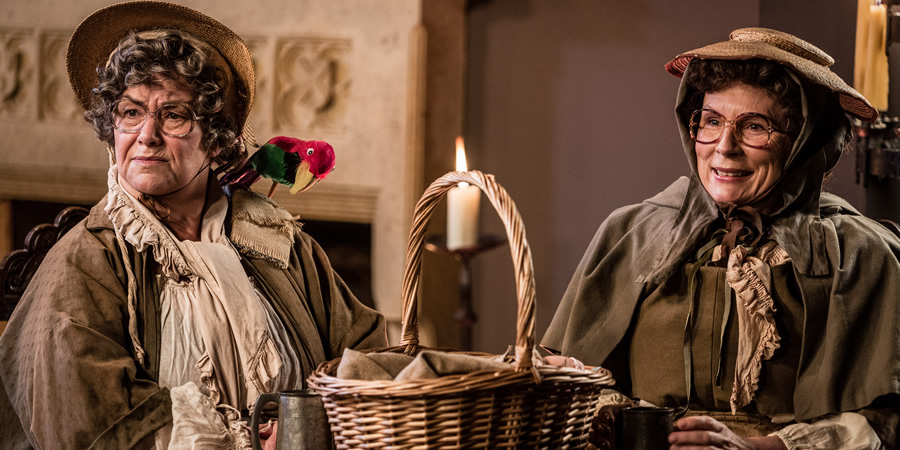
{"left": 250, "top": 143, "right": 297, "bottom": 186}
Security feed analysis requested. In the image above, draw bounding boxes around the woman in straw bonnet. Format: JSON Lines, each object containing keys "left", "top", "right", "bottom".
{"left": 544, "top": 28, "right": 899, "bottom": 448}
{"left": 0, "top": 1, "right": 385, "bottom": 448}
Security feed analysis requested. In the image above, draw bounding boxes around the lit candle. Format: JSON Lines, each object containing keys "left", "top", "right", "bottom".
{"left": 864, "top": 2, "right": 889, "bottom": 111}
{"left": 854, "top": 0, "right": 870, "bottom": 90}
{"left": 447, "top": 137, "right": 480, "bottom": 250}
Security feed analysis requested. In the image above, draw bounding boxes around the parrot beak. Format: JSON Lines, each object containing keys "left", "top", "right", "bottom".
{"left": 290, "top": 160, "right": 317, "bottom": 194}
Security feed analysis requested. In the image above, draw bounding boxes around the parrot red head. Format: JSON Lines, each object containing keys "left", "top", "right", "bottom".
{"left": 266, "top": 136, "right": 336, "bottom": 194}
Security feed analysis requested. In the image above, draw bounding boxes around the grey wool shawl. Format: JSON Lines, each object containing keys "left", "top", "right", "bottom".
{"left": 543, "top": 64, "right": 900, "bottom": 422}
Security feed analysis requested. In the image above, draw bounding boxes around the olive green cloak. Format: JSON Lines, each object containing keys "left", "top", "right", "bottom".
{"left": 543, "top": 65, "right": 900, "bottom": 423}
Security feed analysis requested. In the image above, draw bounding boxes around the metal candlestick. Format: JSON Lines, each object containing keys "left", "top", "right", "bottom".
{"left": 425, "top": 234, "right": 504, "bottom": 351}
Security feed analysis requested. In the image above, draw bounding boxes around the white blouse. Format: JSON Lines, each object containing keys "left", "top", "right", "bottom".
{"left": 107, "top": 172, "right": 302, "bottom": 449}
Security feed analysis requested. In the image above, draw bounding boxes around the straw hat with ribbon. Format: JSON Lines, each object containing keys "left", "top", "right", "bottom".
{"left": 665, "top": 27, "right": 877, "bottom": 123}
{"left": 66, "top": 1, "right": 256, "bottom": 136}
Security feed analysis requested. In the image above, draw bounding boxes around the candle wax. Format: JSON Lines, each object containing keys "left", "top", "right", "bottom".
{"left": 865, "top": 3, "right": 889, "bottom": 111}
{"left": 447, "top": 183, "right": 480, "bottom": 250}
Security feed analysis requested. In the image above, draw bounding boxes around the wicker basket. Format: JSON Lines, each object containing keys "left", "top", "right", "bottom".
{"left": 307, "top": 170, "right": 614, "bottom": 449}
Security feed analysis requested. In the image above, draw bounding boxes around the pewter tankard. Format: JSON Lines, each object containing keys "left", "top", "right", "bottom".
{"left": 250, "top": 389, "right": 332, "bottom": 450}
{"left": 616, "top": 406, "right": 674, "bottom": 450}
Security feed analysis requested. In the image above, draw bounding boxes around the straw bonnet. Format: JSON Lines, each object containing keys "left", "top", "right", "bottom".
{"left": 66, "top": 1, "right": 256, "bottom": 132}
{"left": 666, "top": 27, "right": 877, "bottom": 123}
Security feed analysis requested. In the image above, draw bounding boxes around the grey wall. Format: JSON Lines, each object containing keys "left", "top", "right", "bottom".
{"left": 463, "top": 0, "right": 867, "bottom": 354}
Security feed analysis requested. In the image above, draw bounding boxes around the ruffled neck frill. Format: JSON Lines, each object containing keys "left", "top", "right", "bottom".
{"left": 104, "top": 165, "right": 193, "bottom": 280}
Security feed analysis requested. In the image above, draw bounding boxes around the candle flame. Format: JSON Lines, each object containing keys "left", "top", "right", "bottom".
{"left": 455, "top": 136, "right": 468, "bottom": 172}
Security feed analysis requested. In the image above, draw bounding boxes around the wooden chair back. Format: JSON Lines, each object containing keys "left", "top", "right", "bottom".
{"left": 0, "top": 206, "right": 89, "bottom": 321}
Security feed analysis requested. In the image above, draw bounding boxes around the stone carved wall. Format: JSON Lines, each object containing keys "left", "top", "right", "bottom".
{"left": 0, "top": 31, "right": 351, "bottom": 143}
{"left": 0, "top": 26, "right": 385, "bottom": 223}
{"left": 0, "top": 29, "right": 82, "bottom": 123}
{"left": 39, "top": 31, "right": 81, "bottom": 122}
{"left": 0, "top": 0, "right": 428, "bottom": 336}
{"left": 0, "top": 29, "right": 43, "bottom": 121}
{"left": 0, "top": 26, "right": 392, "bottom": 218}
{"left": 244, "top": 36, "right": 351, "bottom": 138}
{"left": 273, "top": 38, "right": 350, "bottom": 132}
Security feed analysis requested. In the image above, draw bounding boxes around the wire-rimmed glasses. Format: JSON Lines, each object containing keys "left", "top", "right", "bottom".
{"left": 112, "top": 99, "right": 204, "bottom": 138}
{"left": 689, "top": 109, "right": 786, "bottom": 149}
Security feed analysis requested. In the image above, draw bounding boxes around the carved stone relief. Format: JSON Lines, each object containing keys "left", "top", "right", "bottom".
{"left": 272, "top": 37, "right": 350, "bottom": 133}
{"left": 39, "top": 31, "right": 81, "bottom": 122}
{"left": 0, "top": 29, "right": 36, "bottom": 119}
{"left": 0, "top": 28, "right": 352, "bottom": 138}
{"left": 0, "top": 28, "right": 81, "bottom": 122}
{"left": 243, "top": 35, "right": 351, "bottom": 145}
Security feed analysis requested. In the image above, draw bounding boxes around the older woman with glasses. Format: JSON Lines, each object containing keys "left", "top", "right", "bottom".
{"left": 544, "top": 28, "right": 899, "bottom": 448}
{"left": 0, "top": 2, "right": 385, "bottom": 448}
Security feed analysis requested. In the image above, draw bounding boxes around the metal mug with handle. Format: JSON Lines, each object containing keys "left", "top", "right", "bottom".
{"left": 616, "top": 406, "right": 675, "bottom": 450}
{"left": 250, "top": 389, "right": 332, "bottom": 450}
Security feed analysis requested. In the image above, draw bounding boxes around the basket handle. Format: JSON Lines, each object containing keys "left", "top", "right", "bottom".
{"left": 399, "top": 170, "right": 536, "bottom": 371}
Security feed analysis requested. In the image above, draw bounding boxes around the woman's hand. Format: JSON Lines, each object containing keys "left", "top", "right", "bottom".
{"left": 259, "top": 420, "right": 278, "bottom": 450}
{"left": 669, "top": 416, "right": 787, "bottom": 450}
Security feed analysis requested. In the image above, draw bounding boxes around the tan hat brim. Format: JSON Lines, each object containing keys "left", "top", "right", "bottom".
{"left": 666, "top": 37, "right": 877, "bottom": 122}
{"left": 66, "top": 1, "right": 255, "bottom": 128}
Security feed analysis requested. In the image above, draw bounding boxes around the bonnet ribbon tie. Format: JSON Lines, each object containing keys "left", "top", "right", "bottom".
{"left": 718, "top": 204, "right": 764, "bottom": 258}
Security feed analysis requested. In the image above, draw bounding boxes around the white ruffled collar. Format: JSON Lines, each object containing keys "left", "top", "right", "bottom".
{"left": 104, "top": 165, "right": 296, "bottom": 276}
{"left": 104, "top": 165, "right": 230, "bottom": 280}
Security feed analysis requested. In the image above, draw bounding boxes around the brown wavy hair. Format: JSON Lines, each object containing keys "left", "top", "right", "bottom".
{"left": 84, "top": 29, "right": 245, "bottom": 172}
{"left": 679, "top": 59, "right": 804, "bottom": 138}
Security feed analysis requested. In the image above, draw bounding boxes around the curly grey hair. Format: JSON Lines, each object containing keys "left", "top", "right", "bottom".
{"left": 679, "top": 58, "right": 804, "bottom": 139}
{"left": 84, "top": 29, "right": 246, "bottom": 172}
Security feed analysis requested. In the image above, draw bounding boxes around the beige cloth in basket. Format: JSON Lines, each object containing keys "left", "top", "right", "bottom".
{"left": 394, "top": 351, "right": 511, "bottom": 381}
{"left": 336, "top": 349, "right": 415, "bottom": 380}
{"left": 337, "top": 348, "right": 511, "bottom": 382}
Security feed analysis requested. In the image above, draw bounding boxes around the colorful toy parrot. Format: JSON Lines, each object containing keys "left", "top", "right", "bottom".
{"left": 221, "top": 136, "right": 336, "bottom": 197}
